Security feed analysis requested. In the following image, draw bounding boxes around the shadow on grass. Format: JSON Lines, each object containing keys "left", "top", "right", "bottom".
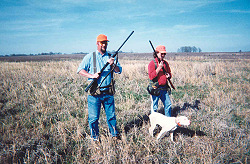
{"left": 171, "top": 100, "right": 201, "bottom": 117}
{"left": 123, "top": 100, "right": 205, "bottom": 139}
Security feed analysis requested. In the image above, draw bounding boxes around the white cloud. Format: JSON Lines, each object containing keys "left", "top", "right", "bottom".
{"left": 224, "top": 10, "right": 250, "bottom": 14}
{"left": 172, "top": 24, "right": 208, "bottom": 31}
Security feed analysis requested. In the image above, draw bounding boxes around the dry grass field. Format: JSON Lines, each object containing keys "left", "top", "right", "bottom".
{"left": 0, "top": 53, "right": 249, "bottom": 163}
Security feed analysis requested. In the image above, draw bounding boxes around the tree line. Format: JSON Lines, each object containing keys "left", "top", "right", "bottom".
{"left": 177, "top": 46, "right": 202, "bottom": 53}
{"left": 1, "top": 47, "right": 204, "bottom": 57}
{"left": 0, "top": 52, "right": 87, "bottom": 57}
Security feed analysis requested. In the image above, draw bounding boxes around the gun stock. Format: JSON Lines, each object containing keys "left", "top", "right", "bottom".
{"left": 149, "top": 40, "right": 176, "bottom": 90}
{"left": 85, "top": 31, "right": 134, "bottom": 93}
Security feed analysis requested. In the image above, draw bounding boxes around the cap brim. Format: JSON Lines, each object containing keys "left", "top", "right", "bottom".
{"left": 97, "top": 40, "right": 109, "bottom": 42}
{"left": 159, "top": 51, "right": 167, "bottom": 53}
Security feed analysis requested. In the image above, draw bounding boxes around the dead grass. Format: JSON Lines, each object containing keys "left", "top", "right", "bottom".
{"left": 0, "top": 57, "right": 249, "bottom": 163}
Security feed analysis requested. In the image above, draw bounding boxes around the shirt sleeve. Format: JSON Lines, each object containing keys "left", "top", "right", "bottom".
{"left": 148, "top": 60, "right": 157, "bottom": 80}
{"left": 76, "top": 53, "right": 92, "bottom": 74}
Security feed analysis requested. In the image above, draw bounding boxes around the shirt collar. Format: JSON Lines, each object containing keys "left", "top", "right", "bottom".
{"left": 96, "top": 50, "right": 108, "bottom": 56}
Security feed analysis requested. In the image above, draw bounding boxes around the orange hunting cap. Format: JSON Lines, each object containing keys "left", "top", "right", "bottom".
{"left": 97, "top": 34, "right": 109, "bottom": 42}
{"left": 156, "top": 45, "right": 167, "bottom": 53}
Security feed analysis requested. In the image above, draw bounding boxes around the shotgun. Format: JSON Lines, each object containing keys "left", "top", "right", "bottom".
{"left": 149, "top": 40, "right": 176, "bottom": 90}
{"left": 85, "top": 31, "right": 134, "bottom": 93}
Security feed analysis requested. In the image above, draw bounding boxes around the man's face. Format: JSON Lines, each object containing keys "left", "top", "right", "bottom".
{"left": 157, "top": 52, "right": 166, "bottom": 60}
{"left": 97, "top": 41, "right": 108, "bottom": 54}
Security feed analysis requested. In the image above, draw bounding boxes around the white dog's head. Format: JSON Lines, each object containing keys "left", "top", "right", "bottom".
{"left": 175, "top": 116, "right": 191, "bottom": 127}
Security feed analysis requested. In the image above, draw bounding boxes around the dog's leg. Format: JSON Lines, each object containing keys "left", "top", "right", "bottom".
{"left": 156, "top": 129, "right": 168, "bottom": 140}
{"left": 149, "top": 124, "right": 156, "bottom": 137}
{"left": 170, "top": 132, "right": 174, "bottom": 142}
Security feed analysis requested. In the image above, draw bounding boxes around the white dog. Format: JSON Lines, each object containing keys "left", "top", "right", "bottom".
{"left": 149, "top": 112, "right": 191, "bottom": 141}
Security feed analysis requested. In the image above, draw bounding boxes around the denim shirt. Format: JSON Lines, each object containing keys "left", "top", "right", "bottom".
{"left": 77, "top": 50, "right": 122, "bottom": 89}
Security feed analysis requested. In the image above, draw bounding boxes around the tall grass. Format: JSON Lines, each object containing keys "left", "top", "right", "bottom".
{"left": 0, "top": 57, "right": 249, "bottom": 163}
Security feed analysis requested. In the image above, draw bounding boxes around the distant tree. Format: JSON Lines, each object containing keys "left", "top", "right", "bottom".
{"left": 177, "top": 46, "right": 202, "bottom": 53}
{"left": 192, "top": 46, "right": 197, "bottom": 52}
{"left": 198, "top": 47, "right": 202, "bottom": 52}
{"left": 179, "top": 46, "right": 192, "bottom": 52}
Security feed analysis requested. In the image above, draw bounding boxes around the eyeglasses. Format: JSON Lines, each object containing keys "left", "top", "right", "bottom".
{"left": 99, "top": 41, "right": 108, "bottom": 46}
{"left": 158, "top": 52, "right": 166, "bottom": 55}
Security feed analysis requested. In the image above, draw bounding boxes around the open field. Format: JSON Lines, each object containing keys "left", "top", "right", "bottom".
{"left": 0, "top": 53, "right": 249, "bottom": 163}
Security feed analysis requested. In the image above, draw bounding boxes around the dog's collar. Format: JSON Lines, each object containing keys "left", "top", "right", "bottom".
{"left": 177, "top": 122, "right": 182, "bottom": 127}
{"left": 175, "top": 118, "right": 182, "bottom": 127}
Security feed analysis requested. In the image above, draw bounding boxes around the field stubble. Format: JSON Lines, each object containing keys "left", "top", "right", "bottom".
{"left": 0, "top": 56, "right": 249, "bottom": 163}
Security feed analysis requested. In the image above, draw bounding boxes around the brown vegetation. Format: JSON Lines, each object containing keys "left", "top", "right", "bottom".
{"left": 0, "top": 54, "right": 249, "bottom": 163}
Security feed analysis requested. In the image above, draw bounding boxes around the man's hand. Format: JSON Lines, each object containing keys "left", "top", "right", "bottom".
{"left": 108, "top": 57, "right": 120, "bottom": 72}
{"left": 78, "top": 69, "right": 100, "bottom": 79}
{"left": 107, "top": 57, "right": 115, "bottom": 65}
{"left": 92, "top": 72, "right": 100, "bottom": 79}
{"left": 155, "top": 61, "right": 164, "bottom": 75}
{"left": 166, "top": 73, "right": 171, "bottom": 79}
{"left": 158, "top": 61, "right": 164, "bottom": 69}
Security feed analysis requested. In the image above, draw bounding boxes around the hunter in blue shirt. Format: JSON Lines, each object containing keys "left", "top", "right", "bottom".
{"left": 77, "top": 34, "right": 122, "bottom": 141}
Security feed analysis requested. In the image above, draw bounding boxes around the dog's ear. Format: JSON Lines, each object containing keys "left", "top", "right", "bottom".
{"left": 175, "top": 117, "right": 180, "bottom": 124}
{"left": 175, "top": 116, "right": 186, "bottom": 123}
{"left": 175, "top": 117, "right": 182, "bottom": 127}
{"left": 176, "top": 116, "right": 183, "bottom": 121}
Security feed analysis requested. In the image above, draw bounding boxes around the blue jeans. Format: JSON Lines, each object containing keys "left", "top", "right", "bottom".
{"left": 87, "top": 93, "right": 118, "bottom": 140}
{"left": 150, "top": 89, "right": 172, "bottom": 117}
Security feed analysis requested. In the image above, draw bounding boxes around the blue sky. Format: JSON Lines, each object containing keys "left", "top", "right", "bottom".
{"left": 0, "top": 0, "right": 249, "bottom": 55}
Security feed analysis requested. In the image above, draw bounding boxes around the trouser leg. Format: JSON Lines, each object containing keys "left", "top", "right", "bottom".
{"left": 87, "top": 95, "right": 101, "bottom": 140}
{"left": 103, "top": 95, "right": 118, "bottom": 137}
{"left": 160, "top": 90, "right": 172, "bottom": 117}
{"left": 151, "top": 95, "right": 160, "bottom": 113}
